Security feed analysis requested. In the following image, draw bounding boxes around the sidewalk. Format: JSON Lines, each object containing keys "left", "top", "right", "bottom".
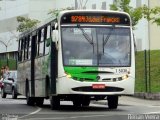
{"left": 134, "top": 92, "right": 160, "bottom": 100}
{"left": 92, "top": 95, "right": 160, "bottom": 106}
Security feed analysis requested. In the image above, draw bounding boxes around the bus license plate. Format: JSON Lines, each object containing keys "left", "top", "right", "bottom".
{"left": 92, "top": 84, "right": 105, "bottom": 89}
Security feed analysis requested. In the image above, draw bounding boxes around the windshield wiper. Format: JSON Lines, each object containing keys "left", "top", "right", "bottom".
{"left": 77, "top": 24, "right": 94, "bottom": 45}
{"left": 103, "top": 26, "right": 115, "bottom": 46}
{"left": 102, "top": 26, "right": 115, "bottom": 54}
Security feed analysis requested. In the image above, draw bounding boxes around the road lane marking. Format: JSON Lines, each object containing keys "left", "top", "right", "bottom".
{"left": 19, "top": 114, "right": 112, "bottom": 120}
{"left": 18, "top": 106, "right": 42, "bottom": 119}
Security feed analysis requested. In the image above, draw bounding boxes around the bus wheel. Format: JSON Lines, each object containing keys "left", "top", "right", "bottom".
{"left": 82, "top": 96, "right": 90, "bottom": 106}
{"left": 107, "top": 95, "right": 118, "bottom": 109}
{"left": 35, "top": 98, "right": 44, "bottom": 106}
{"left": 72, "top": 96, "right": 82, "bottom": 107}
{"left": 1, "top": 88, "right": 7, "bottom": 98}
{"left": 12, "top": 88, "right": 17, "bottom": 99}
{"left": 26, "top": 87, "right": 35, "bottom": 106}
{"left": 50, "top": 96, "right": 60, "bottom": 110}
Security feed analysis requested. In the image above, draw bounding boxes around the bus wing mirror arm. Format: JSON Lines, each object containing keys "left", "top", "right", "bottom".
{"left": 52, "top": 30, "right": 59, "bottom": 50}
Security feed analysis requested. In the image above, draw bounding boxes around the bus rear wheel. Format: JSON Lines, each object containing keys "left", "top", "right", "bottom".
{"left": 107, "top": 95, "right": 118, "bottom": 109}
{"left": 26, "top": 85, "right": 35, "bottom": 106}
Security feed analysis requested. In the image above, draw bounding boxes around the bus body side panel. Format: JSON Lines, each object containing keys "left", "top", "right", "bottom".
{"left": 34, "top": 55, "right": 50, "bottom": 97}
{"left": 17, "top": 61, "right": 31, "bottom": 96}
{"left": 17, "top": 62, "right": 25, "bottom": 96}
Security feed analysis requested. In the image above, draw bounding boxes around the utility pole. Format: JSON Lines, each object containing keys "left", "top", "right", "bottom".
{"left": 148, "top": 0, "right": 151, "bottom": 93}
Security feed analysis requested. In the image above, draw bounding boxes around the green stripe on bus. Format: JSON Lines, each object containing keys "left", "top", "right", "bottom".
{"left": 64, "top": 66, "right": 98, "bottom": 82}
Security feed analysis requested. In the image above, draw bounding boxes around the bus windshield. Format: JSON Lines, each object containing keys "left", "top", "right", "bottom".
{"left": 61, "top": 26, "right": 131, "bottom": 67}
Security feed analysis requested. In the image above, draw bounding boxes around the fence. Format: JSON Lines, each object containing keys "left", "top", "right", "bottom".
{"left": 135, "top": 50, "right": 160, "bottom": 93}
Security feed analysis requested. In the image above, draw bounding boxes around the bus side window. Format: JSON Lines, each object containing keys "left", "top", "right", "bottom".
{"left": 24, "top": 37, "right": 29, "bottom": 60}
{"left": 45, "top": 25, "right": 51, "bottom": 55}
{"left": 26, "top": 35, "right": 29, "bottom": 59}
{"left": 37, "top": 30, "right": 41, "bottom": 57}
{"left": 39, "top": 29, "right": 44, "bottom": 56}
{"left": 18, "top": 39, "right": 22, "bottom": 62}
{"left": 21, "top": 38, "right": 25, "bottom": 62}
{"left": 28, "top": 36, "right": 31, "bottom": 60}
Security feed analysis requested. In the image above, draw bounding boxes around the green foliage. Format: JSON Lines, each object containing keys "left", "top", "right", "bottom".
{"left": 141, "top": 5, "right": 160, "bottom": 26}
{"left": 48, "top": 7, "right": 74, "bottom": 18}
{"left": 110, "top": 0, "right": 160, "bottom": 27}
{"left": 0, "top": 59, "right": 17, "bottom": 70}
{"left": 110, "top": 0, "right": 143, "bottom": 28}
{"left": 17, "top": 16, "right": 40, "bottom": 32}
{"left": 154, "top": 18, "right": 160, "bottom": 26}
{"left": 110, "top": 3, "right": 118, "bottom": 11}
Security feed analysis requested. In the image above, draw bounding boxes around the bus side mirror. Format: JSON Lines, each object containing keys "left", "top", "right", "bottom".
{"left": 52, "top": 30, "right": 58, "bottom": 50}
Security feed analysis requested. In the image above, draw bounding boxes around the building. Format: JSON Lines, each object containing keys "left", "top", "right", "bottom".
{"left": 0, "top": 0, "right": 56, "bottom": 54}
{"left": 0, "top": 0, "right": 59, "bottom": 67}
{"left": 148, "top": 0, "right": 160, "bottom": 50}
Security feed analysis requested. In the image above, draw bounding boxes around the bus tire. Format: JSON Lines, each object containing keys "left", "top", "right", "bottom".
{"left": 50, "top": 96, "right": 60, "bottom": 110}
{"left": 35, "top": 98, "right": 44, "bottom": 106}
{"left": 1, "top": 88, "right": 7, "bottom": 98}
{"left": 72, "top": 96, "right": 82, "bottom": 107}
{"left": 108, "top": 95, "right": 118, "bottom": 109}
{"left": 26, "top": 81, "right": 35, "bottom": 106}
{"left": 12, "top": 87, "right": 17, "bottom": 99}
{"left": 82, "top": 96, "right": 90, "bottom": 106}
{"left": 45, "top": 76, "right": 50, "bottom": 97}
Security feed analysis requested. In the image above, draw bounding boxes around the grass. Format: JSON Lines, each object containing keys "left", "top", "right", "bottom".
{"left": 135, "top": 50, "right": 160, "bottom": 93}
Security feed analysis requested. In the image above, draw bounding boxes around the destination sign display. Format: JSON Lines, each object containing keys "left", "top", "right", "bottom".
{"left": 61, "top": 12, "right": 130, "bottom": 25}
{"left": 71, "top": 15, "right": 120, "bottom": 23}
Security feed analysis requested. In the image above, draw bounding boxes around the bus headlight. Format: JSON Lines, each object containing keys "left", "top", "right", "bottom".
{"left": 122, "top": 75, "right": 128, "bottom": 80}
{"left": 66, "top": 74, "right": 72, "bottom": 78}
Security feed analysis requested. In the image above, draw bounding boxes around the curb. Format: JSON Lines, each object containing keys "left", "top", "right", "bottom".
{"left": 134, "top": 92, "right": 160, "bottom": 100}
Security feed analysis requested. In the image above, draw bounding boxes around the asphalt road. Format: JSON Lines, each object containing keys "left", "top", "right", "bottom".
{"left": 0, "top": 95, "right": 160, "bottom": 120}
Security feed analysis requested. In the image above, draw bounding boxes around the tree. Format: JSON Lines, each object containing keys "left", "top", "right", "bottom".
{"left": 16, "top": 16, "right": 40, "bottom": 32}
{"left": 141, "top": 5, "right": 160, "bottom": 26}
{"left": 110, "top": 0, "right": 160, "bottom": 27}
{"left": 48, "top": 7, "right": 74, "bottom": 18}
{"left": 110, "top": 0, "right": 143, "bottom": 28}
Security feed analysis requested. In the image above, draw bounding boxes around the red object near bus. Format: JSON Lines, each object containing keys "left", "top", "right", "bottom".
{"left": 0, "top": 81, "right": 3, "bottom": 88}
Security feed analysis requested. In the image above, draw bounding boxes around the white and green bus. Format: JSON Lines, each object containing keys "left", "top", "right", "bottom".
{"left": 17, "top": 10, "right": 135, "bottom": 109}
